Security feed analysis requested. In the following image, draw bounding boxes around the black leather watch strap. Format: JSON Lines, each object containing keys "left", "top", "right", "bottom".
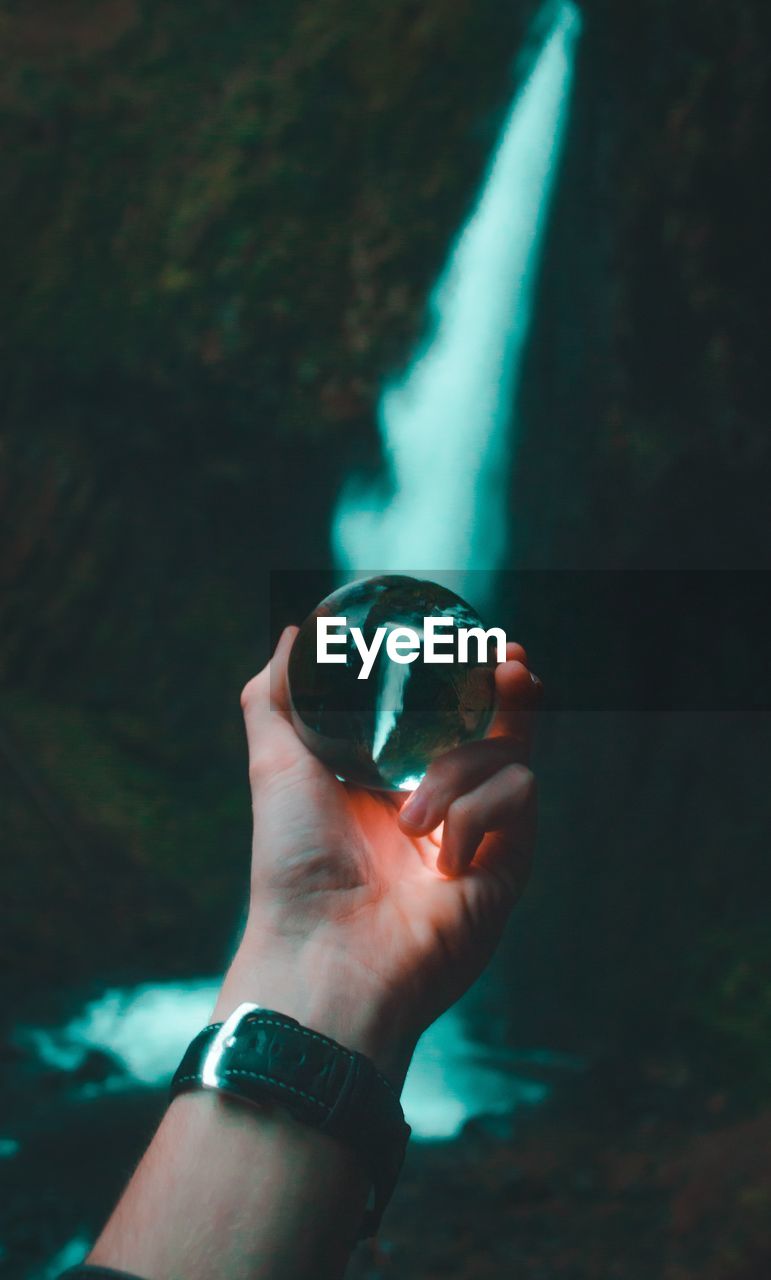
{"left": 170, "top": 1005, "right": 411, "bottom": 1240}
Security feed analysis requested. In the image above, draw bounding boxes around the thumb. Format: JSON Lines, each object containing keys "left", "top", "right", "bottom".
{"left": 240, "top": 625, "right": 299, "bottom": 756}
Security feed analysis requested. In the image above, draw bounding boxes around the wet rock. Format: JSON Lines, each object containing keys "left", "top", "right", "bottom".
{"left": 71, "top": 1048, "right": 125, "bottom": 1086}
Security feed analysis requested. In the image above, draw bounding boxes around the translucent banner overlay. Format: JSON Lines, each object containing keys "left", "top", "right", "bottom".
{"left": 269, "top": 570, "right": 771, "bottom": 712}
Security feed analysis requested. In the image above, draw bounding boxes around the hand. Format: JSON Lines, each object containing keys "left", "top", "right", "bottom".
{"left": 215, "top": 627, "right": 541, "bottom": 1090}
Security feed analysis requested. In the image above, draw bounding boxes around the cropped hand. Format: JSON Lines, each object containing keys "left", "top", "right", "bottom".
{"left": 216, "top": 627, "right": 541, "bottom": 1089}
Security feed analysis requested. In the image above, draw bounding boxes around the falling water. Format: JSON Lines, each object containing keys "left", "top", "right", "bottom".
{"left": 330, "top": 0, "right": 583, "bottom": 1123}
{"left": 333, "top": 0, "right": 581, "bottom": 606}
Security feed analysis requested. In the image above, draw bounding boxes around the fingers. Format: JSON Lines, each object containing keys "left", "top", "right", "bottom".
{"left": 504, "top": 641, "right": 528, "bottom": 666}
{"left": 437, "top": 763, "right": 537, "bottom": 886}
{"left": 488, "top": 645, "right": 543, "bottom": 757}
{"left": 398, "top": 736, "right": 525, "bottom": 835}
{"left": 397, "top": 642, "right": 542, "bottom": 836}
{"left": 396, "top": 639, "right": 540, "bottom": 891}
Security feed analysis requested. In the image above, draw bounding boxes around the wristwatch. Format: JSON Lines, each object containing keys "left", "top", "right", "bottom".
{"left": 170, "top": 1003, "right": 412, "bottom": 1240}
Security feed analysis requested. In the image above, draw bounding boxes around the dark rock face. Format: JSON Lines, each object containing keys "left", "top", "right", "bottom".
{"left": 495, "top": 0, "right": 771, "bottom": 1081}
{"left": 515, "top": 0, "right": 771, "bottom": 571}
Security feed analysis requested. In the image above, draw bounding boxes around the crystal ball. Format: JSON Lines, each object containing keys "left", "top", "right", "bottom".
{"left": 287, "top": 574, "right": 497, "bottom": 791}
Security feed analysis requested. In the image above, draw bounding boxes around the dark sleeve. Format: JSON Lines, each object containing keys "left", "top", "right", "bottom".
{"left": 58, "top": 1268, "right": 151, "bottom": 1280}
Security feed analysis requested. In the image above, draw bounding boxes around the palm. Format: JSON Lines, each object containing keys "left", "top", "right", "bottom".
{"left": 251, "top": 713, "right": 510, "bottom": 1023}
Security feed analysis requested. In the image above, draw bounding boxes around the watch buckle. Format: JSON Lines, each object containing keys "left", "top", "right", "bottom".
{"left": 201, "top": 1001, "right": 261, "bottom": 1088}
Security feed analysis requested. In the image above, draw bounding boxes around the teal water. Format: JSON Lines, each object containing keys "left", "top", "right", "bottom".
{"left": 22, "top": 980, "right": 550, "bottom": 1142}
{"left": 333, "top": 1, "right": 581, "bottom": 609}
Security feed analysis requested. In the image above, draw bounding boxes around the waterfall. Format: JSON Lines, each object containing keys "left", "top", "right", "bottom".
{"left": 329, "top": 0, "right": 583, "bottom": 1125}
{"left": 333, "top": 0, "right": 581, "bottom": 606}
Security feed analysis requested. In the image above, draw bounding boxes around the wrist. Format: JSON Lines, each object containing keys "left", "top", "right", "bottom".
{"left": 213, "top": 924, "right": 417, "bottom": 1093}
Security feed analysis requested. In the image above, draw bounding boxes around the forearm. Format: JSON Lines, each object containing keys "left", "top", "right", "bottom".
{"left": 88, "top": 1090, "right": 370, "bottom": 1280}
{"left": 87, "top": 932, "right": 416, "bottom": 1280}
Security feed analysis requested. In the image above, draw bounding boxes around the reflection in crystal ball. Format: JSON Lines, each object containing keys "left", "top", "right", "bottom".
{"left": 287, "top": 575, "right": 497, "bottom": 791}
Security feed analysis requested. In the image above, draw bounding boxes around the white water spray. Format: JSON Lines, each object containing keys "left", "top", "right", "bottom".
{"left": 23, "top": 983, "right": 551, "bottom": 1140}
{"left": 333, "top": 1, "right": 581, "bottom": 605}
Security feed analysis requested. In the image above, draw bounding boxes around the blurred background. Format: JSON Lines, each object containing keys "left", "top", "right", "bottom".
{"left": 1, "top": 1, "right": 770, "bottom": 1277}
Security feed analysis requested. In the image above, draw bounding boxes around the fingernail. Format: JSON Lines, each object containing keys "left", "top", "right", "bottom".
{"left": 400, "top": 791, "right": 427, "bottom": 828}
{"left": 530, "top": 671, "right": 542, "bottom": 689}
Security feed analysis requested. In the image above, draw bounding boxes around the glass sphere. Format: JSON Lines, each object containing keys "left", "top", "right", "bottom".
{"left": 287, "top": 574, "right": 496, "bottom": 791}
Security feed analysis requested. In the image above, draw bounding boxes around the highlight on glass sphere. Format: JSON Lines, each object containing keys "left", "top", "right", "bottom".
{"left": 287, "top": 574, "right": 498, "bottom": 791}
